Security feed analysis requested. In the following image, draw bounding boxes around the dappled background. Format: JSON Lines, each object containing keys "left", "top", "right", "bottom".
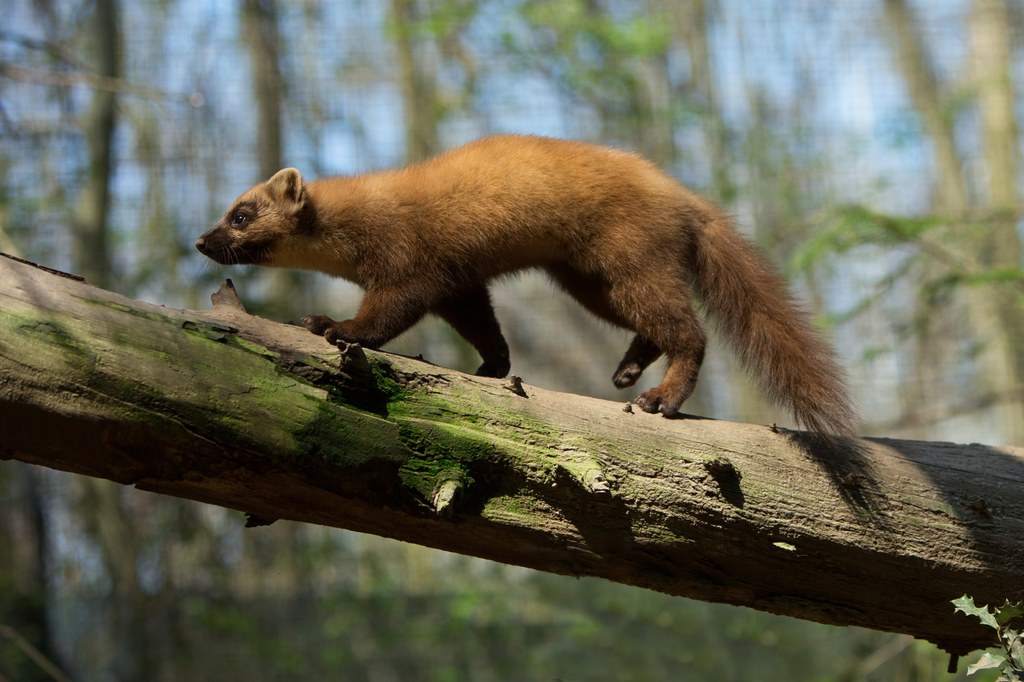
{"left": 1, "top": 0, "right": 1022, "bottom": 679}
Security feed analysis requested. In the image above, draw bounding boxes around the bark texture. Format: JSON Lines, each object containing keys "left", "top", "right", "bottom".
{"left": 1, "top": 254, "right": 1023, "bottom": 656}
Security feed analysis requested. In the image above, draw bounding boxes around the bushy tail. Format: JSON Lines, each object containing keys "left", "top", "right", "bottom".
{"left": 694, "top": 217, "right": 857, "bottom": 438}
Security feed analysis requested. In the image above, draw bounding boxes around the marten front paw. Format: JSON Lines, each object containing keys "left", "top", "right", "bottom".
{"left": 634, "top": 387, "right": 682, "bottom": 417}
{"left": 302, "top": 314, "right": 338, "bottom": 337}
{"left": 475, "top": 356, "right": 511, "bottom": 378}
{"left": 302, "top": 315, "right": 368, "bottom": 347}
{"left": 323, "top": 325, "right": 354, "bottom": 346}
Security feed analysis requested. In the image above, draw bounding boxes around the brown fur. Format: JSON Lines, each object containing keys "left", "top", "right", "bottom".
{"left": 196, "top": 135, "right": 856, "bottom": 437}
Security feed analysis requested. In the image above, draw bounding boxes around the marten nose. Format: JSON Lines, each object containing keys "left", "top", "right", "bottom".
{"left": 195, "top": 236, "right": 206, "bottom": 252}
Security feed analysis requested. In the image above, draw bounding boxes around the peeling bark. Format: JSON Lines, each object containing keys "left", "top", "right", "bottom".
{"left": 1, "top": 254, "right": 1023, "bottom": 656}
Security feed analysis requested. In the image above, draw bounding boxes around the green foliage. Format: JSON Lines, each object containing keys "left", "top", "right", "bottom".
{"left": 401, "top": 0, "right": 479, "bottom": 39}
{"left": 953, "top": 595, "right": 1024, "bottom": 680}
{"left": 792, "top": 205, "right": 946, "bottom": 272}
{"left": 795, "top": 206, "right": 1024, "bottom": 295}
{"left": 793, "top": 205, "right": 1024, "bottom": 333}
{"left": 507, "top": 0, "right": 674, "bottom": 128}
{"left": 926, "top": 268, "right": 1024, "bottom": 293}
{"left": 521, "top": 0, "right": 671, "bottom": 57}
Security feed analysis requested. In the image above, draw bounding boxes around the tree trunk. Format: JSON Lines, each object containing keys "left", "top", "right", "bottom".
{"left": 390, "top": 0, "right": 441, "bottom": 162}
{"left": 0, "top": 465, "right": 69, "bottom": 682}
{"left": 883, "top": 0, "right": 968, "bottom": 211}
{"left": 241, "top": 0, "right": 286, "bottom": 179}
{"left": 884, "top": 0, "right": 1024, "bottom": 444}
{"left": 966, "top": 0, "right": 1024, "bottom": 444}
{"left": 240, "top": 0, "right": 312, "bottom": 321}
{"left": 882, "top": 0, "right": 968, "bottom": 440}
{"left": 1, "top": 253, "right": 1022, "bottom": 658}
{"left": 74, "top": 0, "right": 120, "bottom": 289}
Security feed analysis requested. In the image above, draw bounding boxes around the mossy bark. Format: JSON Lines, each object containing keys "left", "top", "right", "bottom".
{"left": 2, "top": 254, "right": 1023, "bottom": 656}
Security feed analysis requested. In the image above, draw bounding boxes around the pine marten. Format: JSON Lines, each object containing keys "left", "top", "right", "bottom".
{"left": 196, "top": 135, "right": 856, "bottom": 437}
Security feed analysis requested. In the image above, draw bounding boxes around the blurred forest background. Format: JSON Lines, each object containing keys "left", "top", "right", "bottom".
{"left": 1, "top": 0, "right": 1022, "bottom": 679}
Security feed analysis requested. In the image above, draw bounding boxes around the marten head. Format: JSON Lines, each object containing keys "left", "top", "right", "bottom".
{"left": 196, "top": 168, "right": 307, "bottom": 266}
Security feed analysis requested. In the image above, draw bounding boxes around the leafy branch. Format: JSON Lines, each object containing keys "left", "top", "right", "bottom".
{"left": 953, "top": 595, "right": 1024, "bottom": 680}
{"left": 794, "top": 205, "right": 1024, "bottom": 296}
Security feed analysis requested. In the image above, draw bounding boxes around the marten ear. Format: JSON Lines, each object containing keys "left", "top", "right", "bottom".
{"left": 265, "top": 168, "right": 306, "bottom": 214}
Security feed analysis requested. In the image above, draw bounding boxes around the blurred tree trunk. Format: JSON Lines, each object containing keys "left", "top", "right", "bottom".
{"left": 74, "top": 0, "right": 119, "bottom": 288}
{"left": 78, "top": 477, "right": 153, "bottom": 681}
{"left": 0, "top": 466, "right": 69, "bottom": 682}
{"left": 70, "top": 2, "right": 155, "bottom": 679}
{"left": 241, "top": 0, "right": 309, "bottom": 320}
{"left": 883, "top": 0, "right": 968, "bottom": 211}
{"left": 971, "top": 0, "right": 1019, "bottom": 213}
{"left": 884, "top": 0, "right": 1024, "bottom": 444}
{"left": 134, "top": 118, "right": 182, "bottom": 300}
{"left": 242, "top": 0, "right": 285, "bottom": 178}
{"left": 624, "top": 1, "right": 676, "bottom": 166}
{"left": 967, "top": 0, "right": 1024, "bottom": 444}
{"left": 678, "top": 0, "right": 731, "bottom": 200}
{"left": 589, "top": 0, "right": 675, "bottom": 163}
{"left": 883, "top": 0, "right": 967, "bottom": 439}
{"left": 390, "top": 0, "right": 441, "bottom": 162}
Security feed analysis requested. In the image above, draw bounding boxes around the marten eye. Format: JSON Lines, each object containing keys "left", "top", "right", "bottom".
{"left": 231, "top": 212, "right": 249, "bottom": 227}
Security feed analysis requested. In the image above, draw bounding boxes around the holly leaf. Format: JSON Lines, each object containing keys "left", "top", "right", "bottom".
{"left": 966, "top": 651, "right": 1005, "bottom": 675}
{"left": 1007, "top": 630, "right": 1024, "bottom": 670}
{"left": 995, "top": 670, "right": 1024, "bottom": 682}
{"left": 955, "top": 595, "right": 1000, "bottom": 629}
{"left": 996, "top": 602, "right": 1024, "bottom": 627}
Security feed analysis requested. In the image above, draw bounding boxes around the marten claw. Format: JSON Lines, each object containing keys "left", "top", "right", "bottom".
{"left": 635, "top": 388, "right": 682, "bottom": 417}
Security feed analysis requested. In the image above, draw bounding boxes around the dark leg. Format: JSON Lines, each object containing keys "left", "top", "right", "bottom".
{"left": 633, "top": 341, "right": 705, "bottom": 416}
{"left": 612, "top": 335, "right": 662, "bottom": 388}
{"left": 546, "top": 265, "right": 630, "bottom": 327}
{"left": 605, "top": 268, "right": 707, "bottom": 416}
{"left": 432, "top": 286, "right": 511, "bottom": 378}
{"left": 547, "top": 265, "right": 666, "bottom": 389}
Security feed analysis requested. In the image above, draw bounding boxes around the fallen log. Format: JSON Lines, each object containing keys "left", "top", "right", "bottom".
{"left": 2, "top": 253, "right": 1022, "bottom": 656}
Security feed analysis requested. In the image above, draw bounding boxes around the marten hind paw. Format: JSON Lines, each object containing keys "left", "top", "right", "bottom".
{"left": 612, "top": 362, "right": 644, "bottom": 388}
{"left": 634, "top": 387, "right": 683, "bottom": 417}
